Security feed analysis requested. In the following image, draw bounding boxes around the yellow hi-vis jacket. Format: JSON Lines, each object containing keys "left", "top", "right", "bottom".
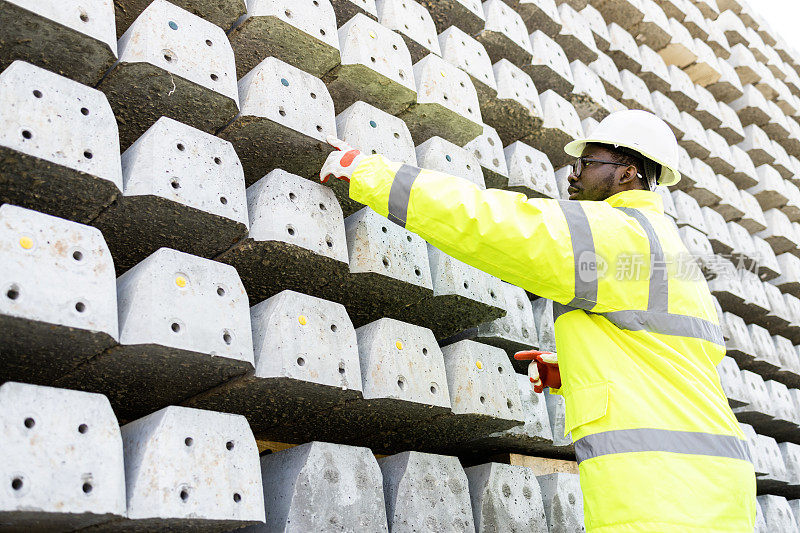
{"left": 348, "top": 155, "right": 757, "bottom": 532}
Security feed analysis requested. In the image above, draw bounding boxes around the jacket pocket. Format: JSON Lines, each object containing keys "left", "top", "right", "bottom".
{"left": 563, "top": 382, "right": 610, "bottom": 436}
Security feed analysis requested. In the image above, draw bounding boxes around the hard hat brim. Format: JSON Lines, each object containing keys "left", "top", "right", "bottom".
{"left": 564, "top": 138, "right": 681, "bottom": 187}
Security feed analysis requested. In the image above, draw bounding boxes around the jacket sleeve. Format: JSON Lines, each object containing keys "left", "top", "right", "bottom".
{"left": 348, "top": 155, "right": 652, "bottom": 314}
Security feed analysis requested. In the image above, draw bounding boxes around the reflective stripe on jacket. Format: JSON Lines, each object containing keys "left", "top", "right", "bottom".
{"left": 349, "top": 155, "right": 756, "bottom": 532}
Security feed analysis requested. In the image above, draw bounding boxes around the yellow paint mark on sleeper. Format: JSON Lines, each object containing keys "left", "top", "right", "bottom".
{"left": 396, "top": 341, "right": 403, "bottom": 350}
{"left": 175, "top": 276, "right": 187, "bottom": 288}
{"left": 440, "top": 71, "right": 446, "bottom": 77}
{"left": 476, "top": 360, "right": 483, "bottom": 370}
{"left": 369, "top": 31, "right": 376, "bottom": 39}
{"left": 298, "top": 315, "right": 307, "bottom": 325}
{"left": 19, "top": 236, "right": 33, "bottom": 250}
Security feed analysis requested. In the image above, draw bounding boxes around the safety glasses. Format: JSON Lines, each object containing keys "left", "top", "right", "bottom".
{"left": 572, "top": 157, "right": 632, "bottom": 178}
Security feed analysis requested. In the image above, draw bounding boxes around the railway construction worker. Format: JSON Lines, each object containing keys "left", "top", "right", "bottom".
{"left": 320, "top": 110, "right": 756, "bottom": 532}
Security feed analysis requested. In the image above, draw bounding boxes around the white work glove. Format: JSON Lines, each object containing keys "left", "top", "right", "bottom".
{"left": 319, "top": 136, "right": 365, "bottom": 184}
{"left": 514, "top": 350, "right": 560, "bottom": 393}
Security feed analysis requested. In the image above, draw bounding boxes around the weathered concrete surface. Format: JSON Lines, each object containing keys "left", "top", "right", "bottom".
{"left": 717, "top": 356, "right": 750, "bottom": 408}
{"left": 241, "top": 442, "right": 388, "bottom": 532}
{"left": 461, "top": 372, "right": 555, "bottom": 455}
{"left": 398, "top": 54, "right": 483, "bottom": 146}
{"left": 467, "top": 282, "right": 539, "bottom": 356}
{"left": 332, "top": 101, "right": 416, "bottom": 215}
{"left": 228, "top": 0, "right": 340, "bottom": 78}
{"left": 522, "top": 90, "right": 583, "bottom": 167}
{"left": 758, "top": 495, "right": 798, "bottom": 532}
{"left": 415, "top": 136, "right": 485, "bottom": 187}
{"left": 555, "top": 4, "right": 598, "bottom": 65}
{"left": 394, "top": 243, "right": 506, "bottom": 340}
{"left": 375, "top": 0, "right": 440, "bottom": 63}
{"left": 323, "top": 13, "right": 416, "bottom": 115}
{"left": 504, "top": 142, "right": 560, "bottom": 198}
{"left": 378, "top": 340, "right": 525, "bottom": 454}
{"left": 0, "top": 205, "right": 118, "bottom": 385}
{"left": 218, "top": 56, "right": 336, "bottom": 184}
{"left": 99, "top": 0, "right": 239, "bottom": 149}
{"left": 464, "top": 463, "right": 548, "bottom": 532}
{"left": 114, "top": 0, "right": 245, "bottom": 35}
{"left": 589, "top": 52, "right": 623, "bottom": 100}
{"left": 183, "top": 290, "right": 363, "bottom": 442}
{"left": 536, "top": 473, "right": 584, "bottom": 533}
{"left": 476, "top": 0, "right": 534, "bottom": 67}
{"left": 417, "top": 0, "right": 485, "bottom": 34}
{"left": 56, "top": 249, "right": 255, "bottom": 421}
{"left": 481, "top": 59, "right": 543, "bottom": 145}
{"left": 527, "top": 31, "right": 576, "bottom": 98}
{"left": 513, "top": 0, "right": 563, "bottom": 38}
{"left": 439, "top": 26, "right": 499, "bottom": 108}
{"left": 378, "top": 451, "right": 476, "bottom": 533}
{"left": 0, "top": 0, "right": 117, "bottom": 85}
{"left": 93, "top": 117, "right": 248, "bottom": 274}
{"left": 569, "top": 60, "right": 609, "bottom": 120}
{"left": 337, "top": 207, "right": 434, "bottom": 327}
{"left": 330, "top": 0, "right": 377, "bottom": 26}
{"left": 465, "top": 125, "right": 510, "bottom": 189}
{"left": 100, "top": 406, "right": 265, "bottom": 531}
{"left": 216, "top": 169, "right": 350, "bottom": 305}
{"left": 0, "top": 61, "right": 122, "bottom": 223}
{"left": 0, "top": 382, "right": 126, "bottom": 531}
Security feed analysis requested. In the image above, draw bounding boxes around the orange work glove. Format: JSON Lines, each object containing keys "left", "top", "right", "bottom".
{"left": 319, "top": 136, "right": 365, "bottom": 183}
{"left": 514, "top": 350, "right": 560, "bottom": 393}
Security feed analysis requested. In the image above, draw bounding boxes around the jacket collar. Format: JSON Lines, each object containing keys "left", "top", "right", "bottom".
{"left": 602, "top": 190, "right": 664, "bottom": 214}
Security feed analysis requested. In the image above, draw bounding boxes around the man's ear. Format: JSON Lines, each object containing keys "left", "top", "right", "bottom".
{"left": 617, "top": 165, "right": 638, "bottom": 186}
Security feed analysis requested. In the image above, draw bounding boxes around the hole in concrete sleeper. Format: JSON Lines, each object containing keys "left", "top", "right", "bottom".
{"left": 33, "top": 90, "right": 42, "bottom": 98}
{"left": 219, "top": 196, "right": 227, "bottom": 205}
{"left": 297, "top": 357, "right": 306, "bottom": 366}
{"left": 73, "top": 251, "right": 83, "bottom": 261}
{"left": 185, "top": 437, "right": 193, "bottom": 446}
{"left": 83, "top": 150, "right": 93, "bottom": 159}
{"left": 83, "top": 482, "right": 93, "bottom": 494}
{"left": 11, "top": 478, "right": 22, "bottom": 491}
{"left": 217, "top": 286, "right": 226, "bottom": 296}
{"left": 330, "top": 324, "right": 337, "bottom": 332}
{"left": 75, "top": 301, "right": 86, "bottom": 313}
{"left": 171, "top": 322, "right": 181, "bottom": 333}
{"left": 226, "top": 441, "right": 234, "bottom": 450}
{"left": 6, "top": 287, "right": 20, "bottom": 300}
{"left": 21, "top": 130, "right": 32, "bottom": 140}
{"left": 180, "top": 489, "right": 189, "bottom": 501}
{"left": 78, "top": 424, "right": 88, "bottom": 434}
{"left": 24, "top": 417, "right": 34, "bottom": 429}
{"left": 233, "top": 493, "right": 242, "bottom": 503}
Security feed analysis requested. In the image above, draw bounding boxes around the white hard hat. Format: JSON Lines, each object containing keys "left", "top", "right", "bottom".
{"left": 564, "top": 110, "right": 681, "bottom": 187}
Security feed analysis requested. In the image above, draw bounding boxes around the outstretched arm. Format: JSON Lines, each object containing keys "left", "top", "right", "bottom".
{"left": 322, "top": 141, "right": 653, "bottom": 314}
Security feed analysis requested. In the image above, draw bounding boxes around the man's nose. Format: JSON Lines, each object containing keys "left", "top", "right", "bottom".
{"left": 568, "top": 170, "right": 579, "bottom": 184}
